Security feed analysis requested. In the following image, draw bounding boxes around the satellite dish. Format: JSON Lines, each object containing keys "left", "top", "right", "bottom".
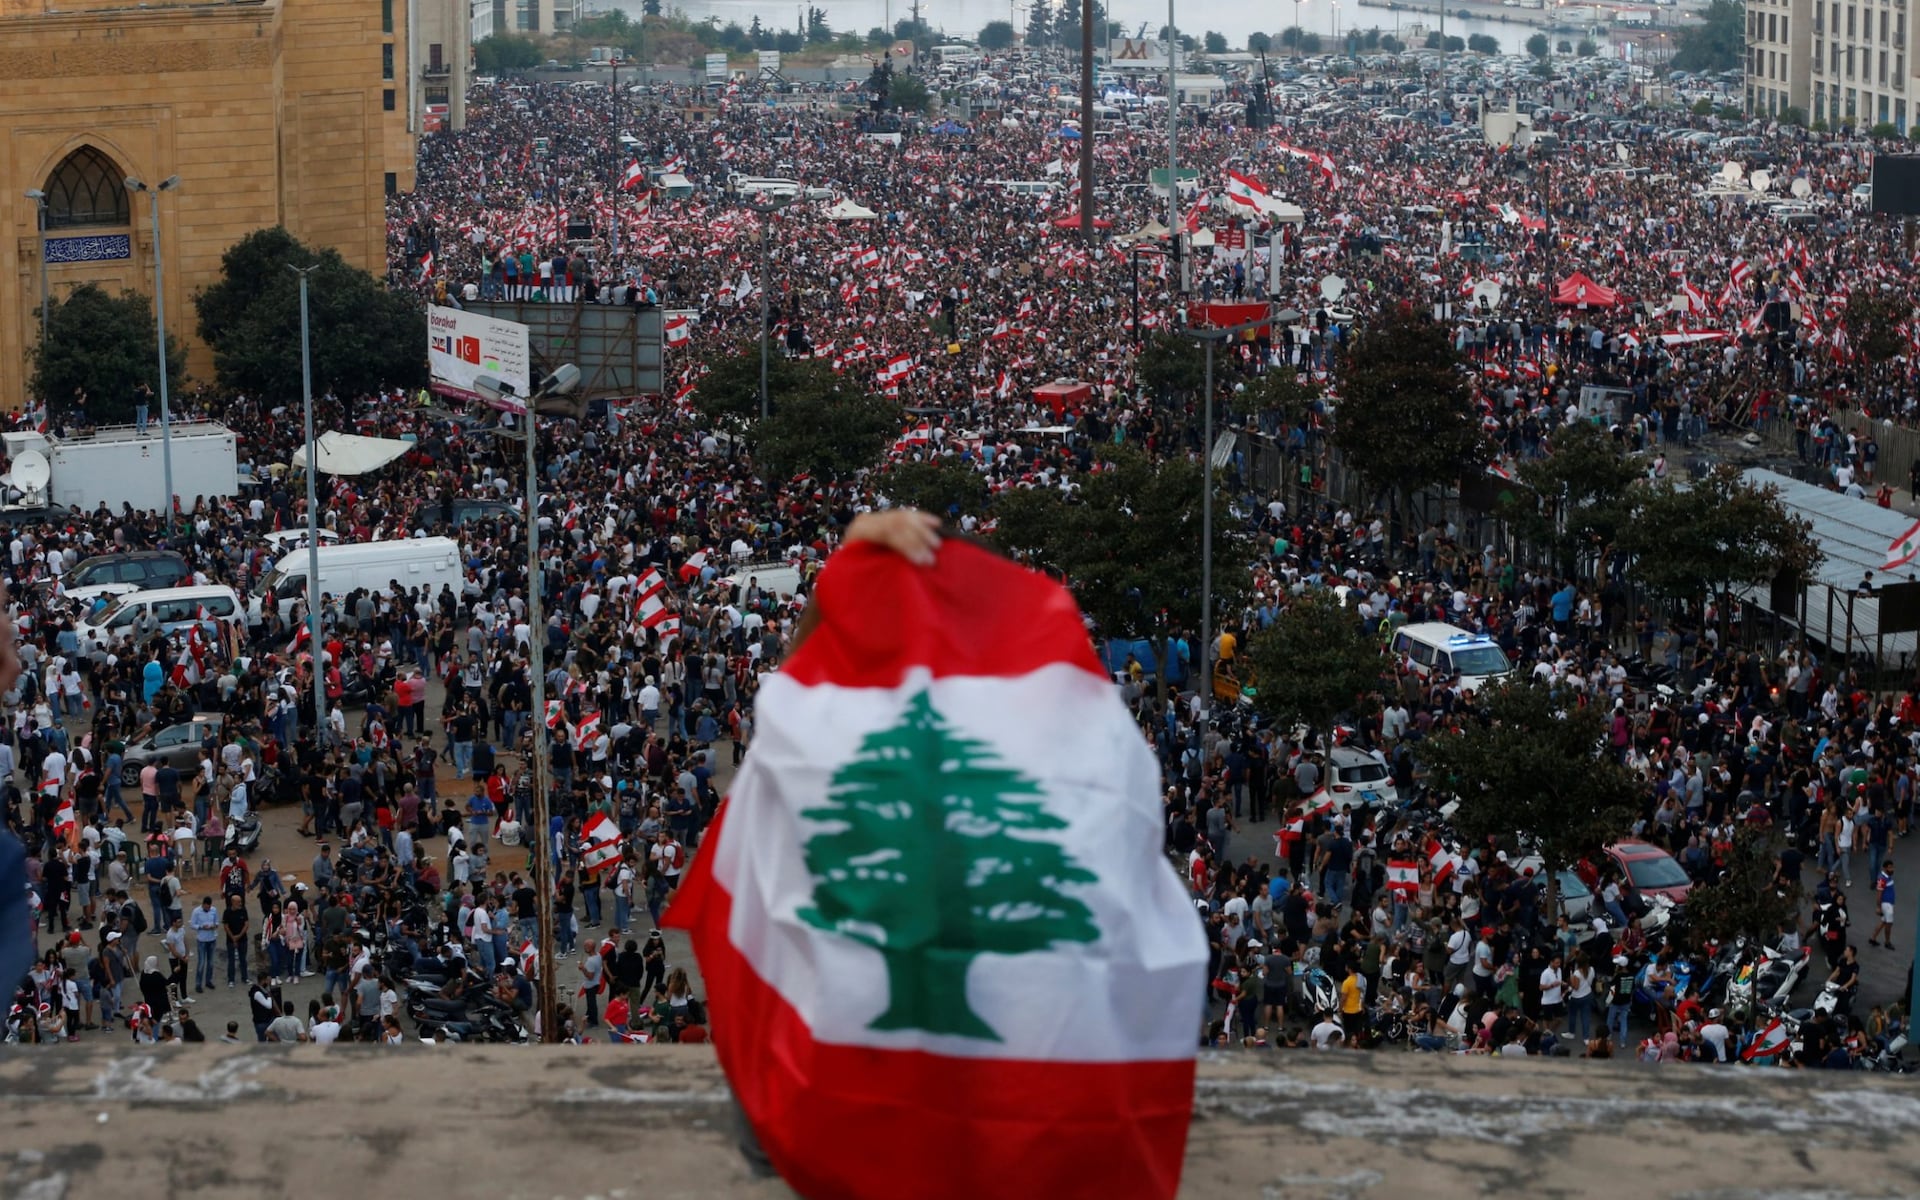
{"left": 1791, "top": 177, "right": 1812, "bottom": 199}
{"left": 13, "top": 451, "right": 49, "bottom": 502}
{"left": 1750, "top": 170, "right": 1772, "bottom": 193}
{"left": 1719, "top": 161, "right": 1742, "bottom": 185}
{"left": 1471, "top": 280, "right": 1504, "bottom": 311}
{"left": 1615, "top": 143, "right": 1631, "bottom": 164}
{"left": 1319, "top": 274, "right": 1347, "bottom": 302}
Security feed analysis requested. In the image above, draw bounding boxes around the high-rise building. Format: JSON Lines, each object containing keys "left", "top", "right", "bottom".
{"left": 1747, "top": 0, "right": 1815, "bottom": 116}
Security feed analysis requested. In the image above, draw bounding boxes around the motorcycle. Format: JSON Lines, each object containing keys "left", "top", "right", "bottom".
{"left": 1859, "top": 1033, "right": 1911, "bottom": 1073}
{"left": 1754, "top": 940, "right": 1813, "bottom": 1008}
{"left": 224, "top": 813, "right": 262, "bottom": 855}
{"left": 1290, "top": 964, "right": 1338, "bottom": 1018}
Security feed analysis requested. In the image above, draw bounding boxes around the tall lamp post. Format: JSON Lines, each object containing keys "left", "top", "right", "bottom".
{"left": 1178, "top": 312, "right": 1275, "bottom": 746}
{"left": 477, "top": 364, "right": 581, "bottom": 1043}
{"left": 125, "top": 175, "right": 180, "bottom": 533}
{"left": 744, "top": 194, "right": 793, "bottom": 420}
{"left": 289, "top": 264, "right": 329, "bottom": 744}
{"left": 23, "top": 190, "right": 48, "bottom": 354}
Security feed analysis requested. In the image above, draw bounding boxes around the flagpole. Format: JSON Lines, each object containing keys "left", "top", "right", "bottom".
{"left": 523, "top": 400, "right": 560, "bottom": 1043}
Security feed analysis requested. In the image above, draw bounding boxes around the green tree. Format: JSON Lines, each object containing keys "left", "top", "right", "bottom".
{"left": 474, "top": 34, "right": 543, "bottom": 73}
{"left": 1417, "top": 678, "right": 1638, "bottom": 916}
{"left": 30, "top": 284, "right": 185, "bottom": 425}
{"left": 889, "top": 72, "right": 931, "bottom": 112}
{"left": 754, "top": 380, "right": 898, "bottom": 484}
{"left": 194, "top": 227, "right": 427, "bottom": 403}
{"left": 1280, "top": 26, "right": 1303, "bottom": 49}
{"left": 1692, "top": 97, "right": 1716, "bottom": 116}
{"left": 807, "top": 5, "right": 832, "bottom": 43}
{"left": 1685, "top": 827, "right": 1802, "bottom": 947}
{"left": 979, "top": 19, "right": 1016, "bottom": 49}
{"left": 1246, "top": 591, "right": 1384, "bottom": 736}
{"left": 1526, "top": 32, "right": 1550, "bottom": 58}
{"left": 1329, "top": 311, "right": 1490, "bottom": 523}
{"left": 1203, "top": 30, "right": 1229, "bottom": 53}
{"left": 642, "top": 0, "right": 661, "bottom": 16}
{"left": 879, "top": 458, "right": 990, "bottom": 518}
{"left": 867, "top": 26, "right": 890, "bottom": 44}
{"left": 1299, "top": 31, "right": 1323, "bottom": 53}
{"left": 1247, "top": 31, "right": 1272, "bottom": 52}
{"left": 1136, "top": 332, "right": 1204, "bottom": 404}
{"left": 1779, "top": 105, "right": 1807, "bottom": 126}
{"left": 1237, "top": 369, "right": 1319, "bottom": 426}
{"left": 991, "top": 445, "right": 1247, "bottom": 696}
{"left": 1576, "top": 37, "right": 1597, "bottom": 55}
{"left": 1616, "top": 466, "right": 1822, "bottom": 603}
{"left": 1672, "top": 0, "right": 1742, "bottom": 72}
{"left": 1466, "top": 33, "right": 1499, "bottom": 53}
{"left": 775, "top": 29, "right": 803, "bottom": 52}
{"left": 1556, "top": 39, "right": 1572, "bottom": 53}
{"left": 799, "top": 692, "right": 1097, "bottom": 1040}
{"left": 1025, "top": 0, "right": 1053, "bottom": 45}
{"left": 1502, "top": 422, "right": 1643, "bottom": 580}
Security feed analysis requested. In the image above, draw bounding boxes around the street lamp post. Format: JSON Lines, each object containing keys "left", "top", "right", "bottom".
{"left": 476, "top": 364, "right": 580, "bottom": 1043}
{"left": 1178, "top": 313, "right": 1274, "bottom": 747}
{"left": 289, "top": 264, "right": 329, "bottom": 745}
{"left": 125, "top": 174, "right": 180, "bottom": 533}
{"left": 23, "top": 190, "right": 47, "bottom": 354}
{"left": 744, "top": 195, "right": 794, "bottom": 420}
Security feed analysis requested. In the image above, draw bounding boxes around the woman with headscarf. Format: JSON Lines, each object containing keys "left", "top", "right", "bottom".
{"left": 139, "top": 955, "right": 172, "bottom": 1026}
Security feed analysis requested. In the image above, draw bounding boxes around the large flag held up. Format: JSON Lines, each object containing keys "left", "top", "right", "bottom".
{"left": 665, "top": 539, "right": 1207, "bottom": 1200}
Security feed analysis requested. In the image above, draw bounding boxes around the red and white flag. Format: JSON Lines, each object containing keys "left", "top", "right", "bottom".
{"left": 579, "top": 811, "right": 622, "bottom": 876}
{"left": 545, "top": 700, "right": 568, "bottom": 730}
{"left": 1741, "top": 1017, "right": 1790, "bottom": 1061}
{"left": 1385, "top": 860, "right": 1420, "bottom": 896}
{"left": 572, "top": 712, "right": 603, "bottom": 753}
{"left": 878, "top": 354, "right": 913, "bottom": 385}
{"left": 620, "top": 160, "right": 646, "bottom": 191}
{"left": 633, "top": 567, "right": 667, "bottom": 601}
{"left": 1884, "top": 517, "right": 1920, "bottom": 572}
{"left": 1425, "top": 838, "right": 1457, "bottom": 888}
{"left": 665, "top": 540, "right": 1205, "bottom": 1200}
{"left": 1224, "top": 170, "right": 1272, "bottom": 212}
{"left": 664, "top": 315, "right": 691, "bottom": 347}
{"left": 52, "top": 797, "right": 75, "bottom": 839}
{"left": 1729, "top": 257, "right": 1753, "bottom": 289}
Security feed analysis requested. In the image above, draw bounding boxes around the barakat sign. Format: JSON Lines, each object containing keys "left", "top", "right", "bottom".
{"left": 427, "top": 305, "right": 532, "bottom": 405}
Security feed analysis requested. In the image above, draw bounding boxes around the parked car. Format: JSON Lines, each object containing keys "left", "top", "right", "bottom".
{"left": 120, "top": 714, "right": 225, "bottom": 788}
{"left": 1607, "top": 839, "right": 1693, "bottom": 906}
{"left": 43, "top": 549, "right": 190, "bottom": 609}
{"left": 1325, "top": 746, "right": 1398, "bottom": 809}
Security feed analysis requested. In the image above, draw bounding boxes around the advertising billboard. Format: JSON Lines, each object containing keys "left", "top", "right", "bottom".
{"left": 1108, "top": 37, "right": 1171, "bottom": 70}
{"left": 428, "top": 304, "right": 531, "bottom": 406}
{"left": 705, "top": 53, "right": 730, "bottom": 82}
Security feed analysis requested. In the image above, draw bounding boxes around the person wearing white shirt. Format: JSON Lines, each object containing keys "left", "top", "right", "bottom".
{"left": 1539, "top": 957, "right": 1565, "bottom": 1033}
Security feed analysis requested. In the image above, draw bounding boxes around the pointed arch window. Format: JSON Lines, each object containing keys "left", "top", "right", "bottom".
{"left": 44, "top": 147, "right": 130, "bottom": 230}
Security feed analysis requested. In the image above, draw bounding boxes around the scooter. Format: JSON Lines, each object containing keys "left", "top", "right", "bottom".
{"left": 1860, "top": 1033, "right": 1911, "bottom": 1073}
{"left": 1755, "top": 941, "right": 1813, "bottom": 1007}
{"left": 1291, "top": 964, "right": 1338, "bottom": 1018}
{"left": 224, "top": 813, "right": 262, "bottom": 855}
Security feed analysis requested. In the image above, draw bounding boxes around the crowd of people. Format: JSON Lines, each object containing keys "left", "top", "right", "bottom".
{"left": 5, "top": 44, "right": 1918, "bottom": 1058}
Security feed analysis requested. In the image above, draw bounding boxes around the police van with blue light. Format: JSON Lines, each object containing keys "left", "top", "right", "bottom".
{"left": 1389, "top": 622, "right": 1513, "bottom": 695}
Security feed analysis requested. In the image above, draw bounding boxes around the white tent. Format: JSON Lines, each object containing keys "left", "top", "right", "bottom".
{"left": 1122, "top": 219, "right": 1171, "bottom": 242}
{"left": 291, "top": 432, "right": 412, "bottom": 476}
{"left": 1264, "top": 201, "right": 1307, "bottom": 225}
{"left": 825, "top": 198, "right": 877, "bottom": 221}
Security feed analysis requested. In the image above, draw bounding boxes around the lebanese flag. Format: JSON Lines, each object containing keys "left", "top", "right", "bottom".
{"left": 664, "top": 540, "right": 1205, "bottom": 1200}
{"left": 634, "top": 592, "right": 670, "bottom": 627}
{"left": 665, "top": 315, "right": 691, "bottom": 347}
{"left": 1385, "top": 860, "right": 1420, "bottom": 897}
{"left": 1742, "top": 1017, "right": 1790, "bottom": 1061}
{"left": 633, "top": 567, "right": 667, "bottom": 601}
{"left": 1425, "top": 838, "right": 1457, "bottom": 888}
{"left": 1729, "top": 257, "right": 1753, "bottom": 289}
{"left": 545, "top": 700, "right": 568, "bottom": 730}
{"left": 652, "top": 615, "right": 682, "bottom": 647}
{"left": 1886, "top": 518, "right": 1920, "bottom": 572}
{"left": 287, "top": 624, "right": 311, "bottom": 657}
{"left": 52, "top": 797, "right": 75, "bottom": 839}
{"left": 620, "top": 160, "right": 646, "bottom": 191}
{"left": 677, "top": 549, "right": 708, "bottom": 583}
{"left": 572, "top": 712, "right": 603, "bottom": 753}
{"left": 1181, "top": 195, "right": 1208, "bottom": 234}
{"left": 579, "top": 811, "right": 622, "bottom": 875}
{"left": 1225, "top": 170, "right": 1271, "bottom": 211}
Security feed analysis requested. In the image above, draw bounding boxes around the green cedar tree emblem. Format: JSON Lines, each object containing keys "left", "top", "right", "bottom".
{"left": 796, "top": 691, "right": 1099, "bottom": 1041}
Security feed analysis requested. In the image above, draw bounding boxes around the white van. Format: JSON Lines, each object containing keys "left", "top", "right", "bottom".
{"left": 76, "top": 584, "right": 245, "bottom": 654}
{"left": 1389, "top": 622, "right": 1513, "bottom": 694}
{"left": 250, "top": 537, "right": 463, "bottom": 625}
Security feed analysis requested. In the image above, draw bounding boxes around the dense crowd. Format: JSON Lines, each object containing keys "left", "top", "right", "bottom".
{"left": 6, "top": 46, "right": 1918, "bottom": 1058}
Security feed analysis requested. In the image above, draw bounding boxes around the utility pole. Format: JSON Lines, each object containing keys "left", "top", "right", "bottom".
{"left": 125, "top": 175, "right": 180, "bottom": 533}
{"left": 290, "top": 265, "right": 329, "bottom": 747}
{"left": 23, "top": 191, "right": 47, "bottom": 356}
{"left": 1166, "top": 0, "right": 1181, "bottom": 290}
{"left": 1079, "top": 0, "right": 1096, "bottom": 245}
{"left": 745, "top": 195, "right": 793, "bottom": 420}
{"left": 522, "top": 396, "right": 558, "bottom": 1043}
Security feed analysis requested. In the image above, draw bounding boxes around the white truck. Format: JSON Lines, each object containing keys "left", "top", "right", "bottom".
{"left": 42, "top": 423, "right": 240, "bottom": 515}
{"left": 250, "top": 536, "right": 464, "bottom": 624}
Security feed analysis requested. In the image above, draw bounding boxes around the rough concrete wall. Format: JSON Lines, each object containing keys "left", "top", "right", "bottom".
{"left": 4, "top": 1047, "right": 1920, "bottom": 1199}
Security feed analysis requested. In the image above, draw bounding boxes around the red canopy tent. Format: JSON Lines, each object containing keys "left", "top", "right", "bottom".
{"left": 1553, "top": 272, "right": 1623, "bottom": 309}
{"left": 1049, "top": 212, "right": 1113, "bottom": 230}
{"left": 1033, "top": 381, "right": 1093, "bottom": 418}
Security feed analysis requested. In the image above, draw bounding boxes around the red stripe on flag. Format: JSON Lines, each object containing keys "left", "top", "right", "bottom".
{"left": 666, "top": 801, "right": 1195, "bottom": 1200}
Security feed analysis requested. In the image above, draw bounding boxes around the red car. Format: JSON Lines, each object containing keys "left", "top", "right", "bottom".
{"left": 1607, "top": 840, "right": 1693, "bottom": 906}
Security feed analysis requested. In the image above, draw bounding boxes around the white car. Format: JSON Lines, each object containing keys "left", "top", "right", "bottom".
{"left": 1325, "top": 746, "right": 1399, "bottom": 809}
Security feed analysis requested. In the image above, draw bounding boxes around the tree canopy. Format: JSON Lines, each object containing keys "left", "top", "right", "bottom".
{"left": 1245, "top": 591, "right": 1384, "bottom": 734}
{"left": 1330, "top": 311, "right": 1490, "bottom": 509}
{"left": 1416, "top": 678, "right": 1639, "bottom": 910}
{"left": 978, "top": 19, "right": 1016, "bottom": 49}
{"left": 1686, "top": 827, "right": 1801, "bottom": 946}
{"left": 474, "top": 34, "right": 543, "bottom": 73}
{"left": 30, "top": 284, "right": 185, "bottom": 425}
{"left": 991, "top": 445, "right": 1248, "bottom": 683}
{"left": 878, "top": 458, "right": 990, "bottom": 519}
{"left": 739, "top": 359, "right": 897, "bottom": 484}
{"left": 194, "top": 227, "right": 427, "bottom": 403}
{"left": 1502, "top": 422, "right": 1643, "bottom": 580}
{"left": 1615, "top": 465, "right": 1822, "bottom": 602}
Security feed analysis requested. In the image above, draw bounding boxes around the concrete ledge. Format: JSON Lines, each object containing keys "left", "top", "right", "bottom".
{"left": 3, "top": 1048, "right": 1920, "bottom": 1199}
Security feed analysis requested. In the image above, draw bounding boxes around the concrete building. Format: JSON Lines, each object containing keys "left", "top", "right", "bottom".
{"left": 0, "top": 0, "right": 427, "bottom": 409}
{"left": 497, "top": 0, "right": 576, "bottom": 35}
{"left": 1746, "top": 0, "right": 1814, "bottom": 117}
{"left": 415, "top": 0, "right": 478, "bottom": 131}
{"left": 1754, "top": 0, "right": 1918, "bottom": 128}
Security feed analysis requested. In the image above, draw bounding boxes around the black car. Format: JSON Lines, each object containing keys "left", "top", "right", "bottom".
{"left": 0, "top": 503, "right": 74, "bottom": 530}
{"left": 39, "top": 549, "right": 190, "bottom": 602}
